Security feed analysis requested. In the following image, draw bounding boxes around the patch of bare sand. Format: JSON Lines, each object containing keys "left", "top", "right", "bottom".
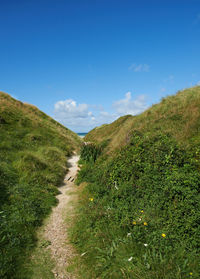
{"left": 43, "top": 155, "right": 80, "bottom": 279}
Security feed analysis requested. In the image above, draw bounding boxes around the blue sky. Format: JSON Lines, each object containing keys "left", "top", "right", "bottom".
{"left": 0, "top": 0, "right": 200, "bottom": 132}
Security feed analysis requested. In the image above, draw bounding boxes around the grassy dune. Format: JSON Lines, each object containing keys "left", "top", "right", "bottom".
{"left": 0, "top": 92, "right": 81, "bottom": 279}
{"left": 71, "top": 86, "right": 200, "bottom": 279}
{"left": 85, "top": 86, "right": 200, "bottom": 153}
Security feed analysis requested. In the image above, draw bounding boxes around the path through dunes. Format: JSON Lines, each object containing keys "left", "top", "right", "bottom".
{"left": 28, "top": 155, "right": 80, "bottom": 279}
{"left": 44, "top": 155, "right": 80, "bottom": 279}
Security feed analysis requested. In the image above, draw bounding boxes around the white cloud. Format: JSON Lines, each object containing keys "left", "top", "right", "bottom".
{"left": 113, "top": 92, "right": 147, "bottom": 115}
{"left": 100, "top": 111, "right": 109, "bottom": 116}
{"left": 54, "top": 99, "right": 95, "bottom": 131}
{"left": 54, "top": 99, "right": 92, "bottom": 119}
{"left": 129, "top": 63, "right": 150, "bottom": 72}
{"left": 54, "top": 92, "right": 148, "bottom": 132}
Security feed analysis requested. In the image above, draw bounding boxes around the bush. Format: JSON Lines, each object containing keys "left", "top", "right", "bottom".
{"left": 72, "top": 132, "right": 200, "bottom": 278}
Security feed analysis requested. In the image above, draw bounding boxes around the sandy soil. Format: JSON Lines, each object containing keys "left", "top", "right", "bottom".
{"left": 43, "top": 154, "right": 80, "bottom": 279}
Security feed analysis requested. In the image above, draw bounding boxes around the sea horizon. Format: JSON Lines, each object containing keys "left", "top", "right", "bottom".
{"left": 77, "top": 132, "right": 88, "bottom": 138}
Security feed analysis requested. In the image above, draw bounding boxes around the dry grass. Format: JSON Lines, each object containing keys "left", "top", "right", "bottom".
{"left": 0, "top": 91, "right": 82, "bottom": 278}
{"left": 86, "top": 86, "right": 200, "bottom": 152}
{"left": 0, "top": 91, "right": 82, "bottom": 151}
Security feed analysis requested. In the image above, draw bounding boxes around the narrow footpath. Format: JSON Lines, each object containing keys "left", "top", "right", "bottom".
{"left": 43, "top": 154, "right": 80, "bottom": 279}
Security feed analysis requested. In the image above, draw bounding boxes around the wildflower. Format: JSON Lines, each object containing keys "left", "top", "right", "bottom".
{"left": 132, "top": 221, "right": 136, "bottom": 225}
{"left": 162, "top": 233, "right": 166, "bottom": 238}
{"left": 138, "top": 218, "right": 142, "bottom": 221}
{"left": 189, "top": 272, "right": 193, "bottom": 276}
{"left": 89, "top": 198, "right": 94, "bottom": 202}
{"left": 143, "top": 222, "right": 148, "bottom": 226}
{"left": 128, "top": 256, "right": 133, "bottom": 261}
{"left": 144, "top": 243, "right": 148, "bottom": 247}
{"left": 141, "top": 210, "right": 144, "bottom": 213}
{"left": 127, "top": 233, "right": 131, "bottom": 237}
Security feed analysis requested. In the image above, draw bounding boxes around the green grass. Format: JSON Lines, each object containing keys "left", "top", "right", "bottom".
{"left": 85, "top": 86, "right": 200, "bottom": 153}
{"left": 0, "top": 91, "right": 81, "bottom": 278}
{"left": 17, "top": 233, "right": 55, "bottom": 279}
{"left": 71, "top": 87, "right": 200, "bottom": 279}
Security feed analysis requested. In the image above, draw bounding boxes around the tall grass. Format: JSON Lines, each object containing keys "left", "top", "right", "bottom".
{"left": 0, "top": 92, "right": 81, "bottom": 278}
{"left": 85, "top": 86, "right": 200, "bottom": 153}
{"left": 71, "top": 87, "right": 200, "bottom": 279}
{"left": 72, "top": 133, "right": 200, "bottom": 279}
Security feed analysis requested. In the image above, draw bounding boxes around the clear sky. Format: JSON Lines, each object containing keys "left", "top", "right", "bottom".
{"left": 0, "top": 0, "right": 200, "bottom": 132}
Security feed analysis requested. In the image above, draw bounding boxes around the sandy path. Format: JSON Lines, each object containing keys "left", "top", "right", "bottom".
{"left": 44, "top": 154, "right": 80, "bottom": 279}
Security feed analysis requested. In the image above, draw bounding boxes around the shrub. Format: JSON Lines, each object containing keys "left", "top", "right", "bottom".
{"left": 72, "top": 132, "right": 200, "bottom": 278}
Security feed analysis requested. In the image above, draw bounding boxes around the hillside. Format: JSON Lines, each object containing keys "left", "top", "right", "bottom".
{"left": 72, "top": 86, "right": 200, "bottom": 279}
{"left": 0, "top": 91, "right": 81, "bottom": 279}
{"left": 85, "top": 86, "right": 200, "bottom": 153}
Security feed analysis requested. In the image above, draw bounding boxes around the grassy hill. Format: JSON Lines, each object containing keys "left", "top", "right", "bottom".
{"left": 85, "top": 86, "right": 200, "bottom": 153}
{"left": 71, "top": 86, "right": 200, "bottom": 279}
{"left": 0, "top": 91, "right": 81, "bottom": 279}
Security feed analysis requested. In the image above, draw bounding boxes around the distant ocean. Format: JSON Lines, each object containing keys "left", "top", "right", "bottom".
{"left": 77, "top": 132, "right": 88, "bottom": 138}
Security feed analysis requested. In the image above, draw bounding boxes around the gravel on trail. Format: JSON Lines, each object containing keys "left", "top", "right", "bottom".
{"left": 44, "top": 154, "right": 80, "bottom": 279}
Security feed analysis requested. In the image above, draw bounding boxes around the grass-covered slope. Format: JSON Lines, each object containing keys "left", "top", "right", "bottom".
{"left": 0, "top": 91, "right": 81, "bottom": 279}
{"left": 84, "top": 114, "right": 134, "bottom": 153}
{"left": 85, "top": 86, "right": 200, "bottom": 153}
{"left": 71, "top": 86, "right": 200, "bottom": 279}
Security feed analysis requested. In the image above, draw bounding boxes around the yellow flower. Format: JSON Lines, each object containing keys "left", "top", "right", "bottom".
{"left": 132, "top": 221, "right": 136, "bottom": 225}
{"left": 89, "top": 198, "right": 94, "bottom": 201}
{"left": 143, "top": 222, "right": 148, "bottom": 226}
{"left": 140, "top": 210, "right": 144, "bottom": 213}
{"left": 189, "top": 272, "right": 193, "bottom": 276}
{"left": 162, "top": 233, "right": 166, "bottom": 238}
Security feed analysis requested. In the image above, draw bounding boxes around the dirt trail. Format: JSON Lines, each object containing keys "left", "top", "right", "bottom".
{"left": 44, "top": 154, "right": 80, "bottom": 279}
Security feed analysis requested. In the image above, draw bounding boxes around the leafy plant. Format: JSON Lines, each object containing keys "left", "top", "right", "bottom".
{"left": 71, "top": 131, "right": 200, "bottom": 278}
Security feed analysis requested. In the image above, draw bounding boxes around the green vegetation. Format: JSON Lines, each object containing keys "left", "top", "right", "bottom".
{"left": 85, "top": 114, "right": 134, "bottom": 153}
{"left": 71, "top": 87, "right": 200, "bottom": 278}
{"left": 79, "top": 140, "right": 109, "bottom": 163}
{"left": 0, "top": 92, "right": 81, "bottom": 279}
{"left": 85, "top": 86, "right": 200, "bottom": 153}
{"left": 19, "top": 221, "right": 56, "bottom": 279}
